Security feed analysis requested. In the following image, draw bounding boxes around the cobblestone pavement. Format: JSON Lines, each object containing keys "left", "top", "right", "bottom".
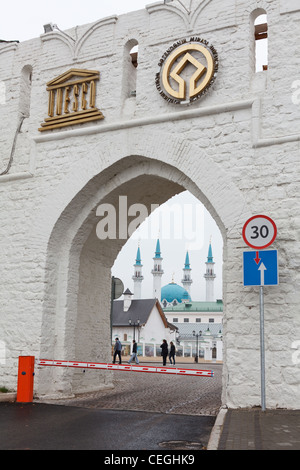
{"left": 43, "top": 362, "right": 222, "bottom": 417}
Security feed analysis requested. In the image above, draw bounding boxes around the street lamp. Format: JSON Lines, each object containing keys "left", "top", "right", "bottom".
{"left": 193, "top": 330, "right": 202, "bottom": 363}
{"left": 128, "top": 319, "right": 140, "bottom": 341}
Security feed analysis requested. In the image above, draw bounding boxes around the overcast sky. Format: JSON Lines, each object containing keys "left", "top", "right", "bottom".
{"left": 1, "top": 0, "right": 224, "bottom": 300}
{"left": 112, "top": 191, "right": 223, "bottom": 301}
{"left": 1, "top": 0, "right": 153, "bottom": 42}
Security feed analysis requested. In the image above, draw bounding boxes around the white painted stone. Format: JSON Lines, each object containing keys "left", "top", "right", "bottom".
{"left": 0, "top": 0, "right": 299, "bottom": 408}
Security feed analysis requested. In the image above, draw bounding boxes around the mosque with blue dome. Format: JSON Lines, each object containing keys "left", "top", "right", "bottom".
{"left": 115, "top": 238, "right": 223, "bottom": 362}
{"left": 161, "top": 282, "right": 191, "bottom": 306}
{"left": 132, "top": 238, "right": 218, "bottom": 308}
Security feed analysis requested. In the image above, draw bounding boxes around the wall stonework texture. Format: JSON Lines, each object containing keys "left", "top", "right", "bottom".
{"left": 0, "top": 0, "right": 299, "bottom": 408}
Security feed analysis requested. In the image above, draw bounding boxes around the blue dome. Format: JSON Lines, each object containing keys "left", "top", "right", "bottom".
{"left": 161, "top": 282, "right": 191, "bottom": 304}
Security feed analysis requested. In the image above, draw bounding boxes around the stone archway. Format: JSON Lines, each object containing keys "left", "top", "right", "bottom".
{"left": 33, "top": 129, "right": 248, "bottom": 402}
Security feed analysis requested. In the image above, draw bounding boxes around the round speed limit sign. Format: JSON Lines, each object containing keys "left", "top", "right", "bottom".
{"left": 242, "top": 215, "right": 277, "bottom": 249}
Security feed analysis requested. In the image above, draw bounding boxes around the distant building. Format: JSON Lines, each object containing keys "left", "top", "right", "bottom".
{"left": 112, "top": 288, "right": 178, "bottom": 357}
{"left": 163, "top": 299, "right": 223, "bottom": 361}
{"left": 114, "top": 239, "right": 223, "bottom": 361}
{"left": 163, "top": 299, "right": 223, "bottom": 324}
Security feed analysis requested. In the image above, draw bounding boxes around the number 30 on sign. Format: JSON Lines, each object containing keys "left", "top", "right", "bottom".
{"left": 242, "top": 215, "right": 277, "bottom": 249}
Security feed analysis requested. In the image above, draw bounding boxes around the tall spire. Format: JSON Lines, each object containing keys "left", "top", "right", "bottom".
{"left": 204, "top": 239, "right": 216, "bottom": 301}
{"left": 132, "top": 244, "right": 143, "bottom": 299}
{"left": 207, "top": 242, "right": 214, "bottom": 263}
{"left": 154, "top": 239, "right": 161, "bottom": 258}
{"left": 135, "top": 246, "right": 142, "bottom": 266}
{"left": 182, "top": 250, "right": 192, "bottom": 297}
{"left": 184, "top": 251, "right": 190, "bottom": 268}
{"left": 151, "top": 238, "right": 164, "bottom": 300}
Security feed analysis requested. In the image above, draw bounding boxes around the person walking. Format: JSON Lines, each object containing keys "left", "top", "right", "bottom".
{"left": 128, "top": 339, "right": 139, "bottom": 365}
{"left": 169, "top": 341, "right": 176, "bottom": 365}
{"left": 113, "top": 337, "right": 122, "bottom": 364}
{"left": 160, "top": 339, "right": 168, "bottom": 366}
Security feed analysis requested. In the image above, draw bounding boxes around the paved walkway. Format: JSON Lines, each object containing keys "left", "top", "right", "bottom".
{"left": 211, "top": 408, "right": 300, "bottom": 450}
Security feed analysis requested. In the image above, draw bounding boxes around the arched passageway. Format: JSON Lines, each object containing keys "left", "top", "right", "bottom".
{"left": 31, "top": 121, "right": 250, "bottom": 407}
{"left": 36, "top": 147, "right": 240, "bottom": 400}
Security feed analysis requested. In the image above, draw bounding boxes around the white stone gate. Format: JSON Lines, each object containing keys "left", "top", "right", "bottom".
{"left": 0, "top": 0, "right": 299, "bottom": 408}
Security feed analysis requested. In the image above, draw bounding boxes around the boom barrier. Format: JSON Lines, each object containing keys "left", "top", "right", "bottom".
{"left": 38, "top": 359, "right": 214, "bottom": 377}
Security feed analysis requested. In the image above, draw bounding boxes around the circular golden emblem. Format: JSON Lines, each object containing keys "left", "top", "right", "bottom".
{"left": 155, "top": 38, "right": 218, "bottom": 104}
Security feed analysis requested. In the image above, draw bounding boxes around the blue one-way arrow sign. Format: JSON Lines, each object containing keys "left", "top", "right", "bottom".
{"left": 243, "top": 250, "right": 278, "bottom": 286}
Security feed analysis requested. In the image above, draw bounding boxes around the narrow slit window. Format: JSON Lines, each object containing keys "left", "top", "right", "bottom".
{"left": 129, "top": 45, "right": 138, "bottom": 97}
{"left": 122, "top": 40, "right": 138, "bottom": 101}
{"left": 130, "top": 45, "right": 138, "bottom": 69}
{"left": 254, "top": 14, "right": 268, "bottom": 72}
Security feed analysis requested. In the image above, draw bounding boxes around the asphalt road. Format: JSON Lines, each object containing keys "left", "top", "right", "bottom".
{"left": 0, "top": 402, "right": 215, "bottom": 450}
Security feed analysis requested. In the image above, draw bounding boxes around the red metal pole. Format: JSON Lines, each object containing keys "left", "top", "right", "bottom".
{"left": 17, "top": 356, "right": 35, "bottom": 403}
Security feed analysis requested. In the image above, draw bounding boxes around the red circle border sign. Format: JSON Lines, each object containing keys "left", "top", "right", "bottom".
{"left": 242, "top": 215, "right": 277, "bottom": 250}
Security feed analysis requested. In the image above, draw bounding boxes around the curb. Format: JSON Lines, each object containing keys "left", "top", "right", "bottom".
{"left": 0, "top": 393, "right": 16, "bottom": 403}
{"left": 207, "top": 407, "right": 227, "bottom": 450}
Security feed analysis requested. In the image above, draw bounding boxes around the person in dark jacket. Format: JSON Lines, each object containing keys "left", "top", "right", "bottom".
{"left": 113, "top": 338, "right": 122, "bottom": 364}
{"left": 160, "top": 339, "right": 168, "bottom": 366}
{"left": 128, "top": 339, "right": 139, "bottom": 365}
{"left": 169, "top": 341, "right": 176, "bottom": 365}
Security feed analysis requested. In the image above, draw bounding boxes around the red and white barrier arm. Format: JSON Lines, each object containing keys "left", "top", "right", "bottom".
{"left": 37, "top": 359, "right": 214, "bottom": 377}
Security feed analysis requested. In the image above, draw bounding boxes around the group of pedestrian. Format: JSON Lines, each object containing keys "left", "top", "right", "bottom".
{"left": 113, "top": 338, "right": 176, "bottom": 366}
{"left": 113, "top": 338, "right": 139, "bottom": 365}
{"left": 160, "top": 339, "right": 176, "bottom": 366}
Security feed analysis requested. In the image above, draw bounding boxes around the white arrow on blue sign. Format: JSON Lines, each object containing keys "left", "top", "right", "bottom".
{"left": 243, "top": 250, "right": 278, "bottom": 286}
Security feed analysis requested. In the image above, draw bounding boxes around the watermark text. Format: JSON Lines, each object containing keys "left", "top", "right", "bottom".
{"left": 96, "top": 196, "right": 204, "bottom": 250}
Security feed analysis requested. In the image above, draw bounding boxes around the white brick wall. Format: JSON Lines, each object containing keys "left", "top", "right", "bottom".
{"left": 0, "top": 0, "right": 299, "bottom": 407}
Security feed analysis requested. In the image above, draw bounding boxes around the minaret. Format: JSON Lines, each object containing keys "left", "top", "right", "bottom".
{"left": 132, "top": 245, "right": 143, "bottom": 299}
{"left": 181, "top": 251, "right": 193, "bottom": 297}
{"left": 151, "top": 239, "right": 164, "bottom": 300}
{"left": 204, "top": 240, "right": 216, "bottom": 301}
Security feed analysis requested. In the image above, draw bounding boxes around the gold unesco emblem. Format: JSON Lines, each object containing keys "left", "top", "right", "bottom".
{"left": 155, "top": 38, "right": 218, "bottom": 104}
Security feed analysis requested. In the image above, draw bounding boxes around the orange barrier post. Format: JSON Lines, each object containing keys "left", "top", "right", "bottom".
{"left": 17, "top": 356, "right": 35, "bottom": 403}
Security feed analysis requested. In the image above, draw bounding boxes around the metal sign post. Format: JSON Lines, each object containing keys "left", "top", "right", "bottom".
{"left": 110, "top": 277, "right": 124, "bottom": 341}
{"left": 242, "top": 215, "right": 278, "bottom": 412}
{"left": 259, "top": 285, "right": 266, "bottom": 411}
